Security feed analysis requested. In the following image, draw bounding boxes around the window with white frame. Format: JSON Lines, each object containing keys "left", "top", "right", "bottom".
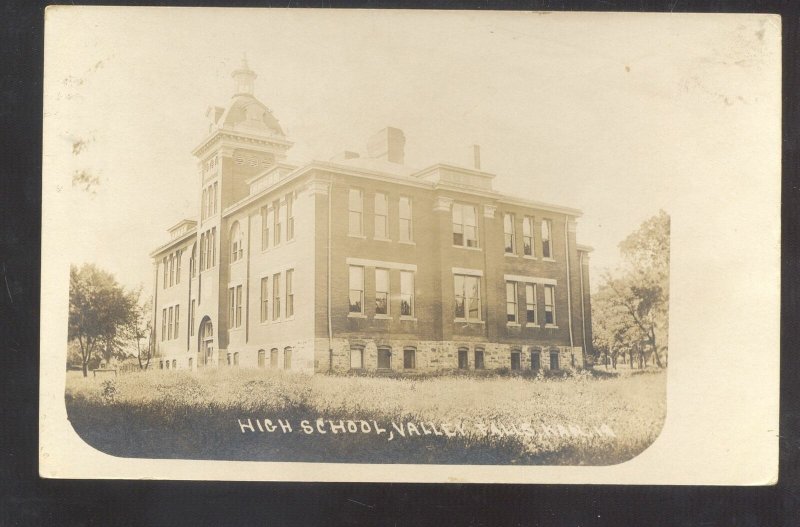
{"left": 286, "top": 269, "right": 294, "bottom": 318}
{"left": 523, "top": 216, "right": 534, "bottom": 256}
{"left": 273, "top": 272, "right": 281, "bottom": 319}
{"left": 201, "top": 188, "right": 208, "bottom": 221}
{"left": 175, "top": 250, "right": 181, "bottom": 284}
{"left": 260, "top": 205, "right": 270, "bottom": 251}
{"left": 260, "top": 276, "right": 269, "bottom": 322}
{"left": 504, "top": 213, "right": 516, "bottom": 254}
{"left": 174, "top": 304, "right": 179, "bottom": 338}
{"left": 544, "top": 284, "right": 556, "bottom": 325}
{"left": 542, "top": 219, "right": 552, "bottom": 259}
{"left": 286, "top": 193, "right": 294, "bottom": 241}
{"left": 169, "top": 254, "right": 175, "bottom": 287}
{"left": 399, "top": 196, "right": 412, "bottom": 242}
{"left": 228, "top": 287, "right": 235, "bottom": 328}
{"left": 349, "top": 189, "right": 363, "bottom": 236}
{"left": 161, "top": 308, "right": 166, "bottom": 341}
{"left": 273, "top": 200, "right": 282, "bottom": 246}
{"left": 168, "top": 306, "right": 174, "bottom": 340}
{"left": 235, "top": 285, "right": 242, "bottom": 328}
{"left": 452, "top": 203, "right": 478, "bottom": 248}
{"left": 349, "top": 265, "right": 364, "bottom": 314}
{"left": 375, "top": 268, "right": 389, "bottom": 315}
{"left": 506, "top": 281, "right": 518, "bottom": 323}
{"left": 374, "top": 192, "right": 388, "bottom": 239}
{"left": 454, "top": 274, "right": 481, "bottom": 320}
{"left": 162, "top": 257, "right": 168, "bottom": 289}
{"left": 230, "top": 222, "right": 243, "bottom": 263}
{"left": 190, "top": 299, "right": 195, "bottom": 336}
{"left": 199, "top": 234, "right": 206, "bottom": 272}
{"left": 400, "top": 271, "right": 414, "bottom": 317}
{"left": 525, "top": 283, "right": 537, "bottom": 324}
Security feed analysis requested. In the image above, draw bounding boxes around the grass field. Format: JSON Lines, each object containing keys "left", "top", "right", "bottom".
{"left": 65, "top": 367, "right": 666, "bottom": 465}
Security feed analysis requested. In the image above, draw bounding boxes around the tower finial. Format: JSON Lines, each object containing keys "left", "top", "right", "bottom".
{"left": 231, "top": 54, "right": 257, "bottom": 96}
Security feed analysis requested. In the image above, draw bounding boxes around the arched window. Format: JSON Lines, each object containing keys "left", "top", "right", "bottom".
{"left": 190, "top": 242, "right": 197, "bottom": 278}
{"left": 230, "top": 222, "right": 243, "bottom": 263}
{"left": 165, "top": 360, "right": 170, "bottom": 370}
{"left": 258, "top": 349, "right": 266, "bottom": 368}
{"left": 270, "top": 348, "right": 278, "bottom": 368}
{"left": 549, "top": 348, "right": 560, "bottom": 370}
{"left": 159, "top": 360, "right": 164, "bottom": 369}
{"left": 403, "top": 347, "right": 416, "bottom": 370}
{"left": 350, "top": 346, "right": 364, "bottom": 370}
{"left": 283, "top": 346, "right": 293, "bottom": 370}
{"left": 227, "top": 352, "right": 232, "bottom": 366}
{"left": 188, "top": 357, "right": 193, "bottom": 369}
{"left": 172, "top": 359, "right": 177, "bottom": 369}
{"left": 458, "top": 347, "right": 469, "bottom": 370}
{"left": 510, "top": 348, "right": 521, "bottom": 371}
{"left": 530, "top": 347, "right": 542, "bottom": 371}
{"left": 377, "top": 346, "right": 391, "bottom": 370}
{"left": 233, "top": 352, "right": 239, "bottom": 366}
{"left": 474, "top": 347, "right": 485, "bottom": 370}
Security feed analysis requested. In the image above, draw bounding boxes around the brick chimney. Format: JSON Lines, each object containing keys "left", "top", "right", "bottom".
{"left": 366, "top": 127, "right": 406, "bottom": 164}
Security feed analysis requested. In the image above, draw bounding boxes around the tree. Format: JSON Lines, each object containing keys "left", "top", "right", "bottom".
{"left": 592, "top": 211, "right": 670, "bottom": 368}
{"left": 126, "top": 292, "right": 154, "bottom": 370}
{"left": 68, "top": 264, "right": 138, "bottom": 377}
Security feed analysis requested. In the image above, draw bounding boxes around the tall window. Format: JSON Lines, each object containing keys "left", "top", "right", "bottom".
{"left": 530, "top": 348, "right": 541, "bottom": 370}
{"left": 454, "top": 274, "right": 481, "bottom": 321}
{"left": 506, "top": 281, "right": 518, "bottom": 323}
{"left": 230, "top": 222, "right": 243, "bottom": 263}
{"left": 503, "top": 213, "right": 515, "bottom": 254}
{"left": 228, "top": 287, "right": 235, "bottom": 328}
{"left": 199, "top": 234, "right": 206, "bottom": 272}
{"left": 235, "top": 285, "right": 242, "bottom": 328}
{"left": 525, "top": 283, "right": 537, "bottom": 324}
{"left": 541, "top": 219, "right": 552, "bottom": 259}
{"left": 169, "top": 254, "right": 175, "bottom": 286}
{"left": 474, "top": 347, "right": 485, "bottom": 369}
{"left": 273, "top": 200, "right": 281, "bottom": 246}
{"left": 550, "top": 349, "right": 560, "bottom": 370}
{"left": 285, "top": 269, "right": 294, "bottom": 318}
{"left": 283, "top": 346, "right": 292, "bottom": 370}
{"left": 350, "top": 346, "right": 364, "bottom": 369}
{"left": 175, "top": 250, "right": 181, "bottom": 284}
{"left": 286, "top": 193, "right": 294, "bottom": 241}
{"left": 212, "top": 182, "right": 218, "bottom": 214}
{"left": 458, "top": 347, "right": 469, "bottom": 369}
{"left": 201, "top": 188, "right": 208, "bottom": 221}
{"left": 544, "top": 284, "right": 556, "bottom": 325}
{"left": 273, "top": 273, "right": 281, "bottom": 319}
{"left": 349, "top": 265, "right": 364, "bottom": 314}
{"left": 190, "top": 244, "right": 196, "bottom": 278}
{"left": 452, "top": 203, "right": 478, "bottom": 248}
{"left": 168, "top": 307, "right": 174, "bottom": 340}
{"left": 374, "top": 192, "right": 388, "bottom": 239}
{"left": 161, "top": 308, "right": 166, "bottom": 341}
{"left": 211, "top": 227, "right": 216, "bottom": 267}
{"left": 260, "top": 205, "right": 270, "bottom": 251}
{"left": 375, "top": 268, "right": 389, "bottom": 315}
{"left": 400, "top": 271, "right": 414, "bottom": 317}
{"left": 189, "top": 300, "right": 195, "bottom": 336}
{"left": 270, "top": 348, "right": 278, "bottom": 368}
{"left": 174, "top": 304, "right": 179, "bottom": 339}
{"left": 260, "top": 276, "right": 269, "bottom": 322}
{"left": 511, "top": 349, "right": 521, "bottom": 370}
{"left": 399, "top": 196, "right": 412, "bottom": 242}
{"left": 403, "top": 347, "right": 416, "bottom": 369}
{"left": 523, "top": 216, "right": 534, "bottom": 256}
{"left": 162, "top": 257, "right": 168, "bottom": 289}
{"left": 258, "top": 349, "right": 266, "bottom": 368}
{"left": 348, "top": 189, "right": 363, "bottom": 236}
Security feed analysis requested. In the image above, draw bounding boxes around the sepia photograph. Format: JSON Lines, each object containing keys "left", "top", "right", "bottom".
{"left": 39, "top": 7, "right": 779, "bottom": 483}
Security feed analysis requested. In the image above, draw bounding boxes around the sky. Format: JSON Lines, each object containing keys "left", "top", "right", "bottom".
{"left": 43, "top": 8, "right": 780, "bottom": 297}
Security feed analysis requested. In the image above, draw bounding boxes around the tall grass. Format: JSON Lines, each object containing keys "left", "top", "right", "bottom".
{"left": 65, "top": 368, "right": 666, "bottom": 465}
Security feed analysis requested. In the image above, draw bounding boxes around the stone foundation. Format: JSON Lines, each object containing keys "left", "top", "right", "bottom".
{"left": 314, "top": 338, "right": 584, "bottom": 374}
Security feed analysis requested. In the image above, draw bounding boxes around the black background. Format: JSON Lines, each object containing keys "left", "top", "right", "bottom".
{"left": 2, "top": 1, "right": 798, "bottom": 525}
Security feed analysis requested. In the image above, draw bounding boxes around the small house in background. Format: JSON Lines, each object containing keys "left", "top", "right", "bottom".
{"left": 149, "top": 59, "right": 592, "bottom": 375}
